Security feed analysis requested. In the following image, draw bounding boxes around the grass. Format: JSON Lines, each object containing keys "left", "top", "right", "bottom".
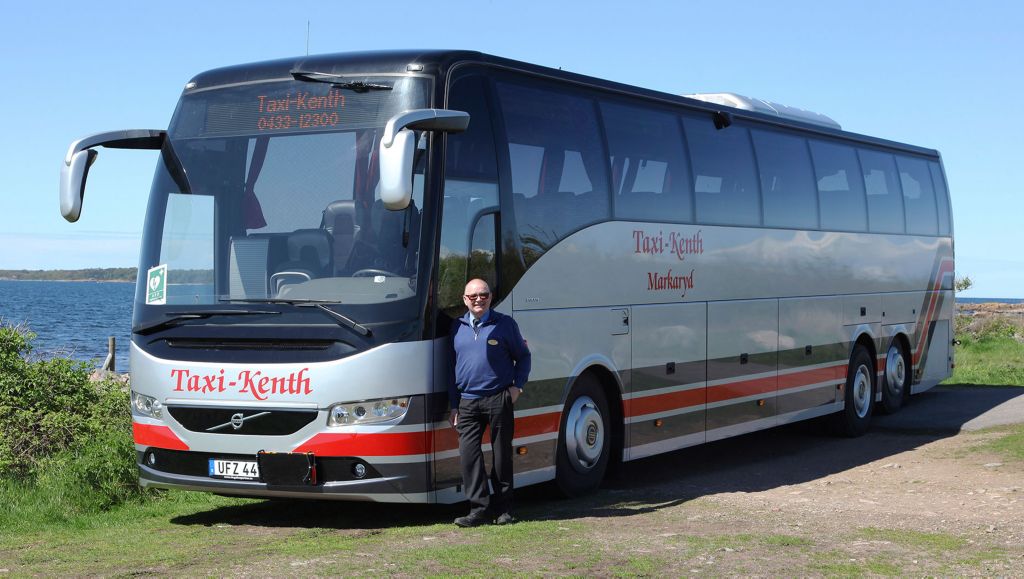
{"left": 954, "top": 423, "right": 1024, "bottom": 463}
{"left": 0, "top": 493, "right": 608, "bottom": 576}
{"left": 855, "top": 527, "right": 967, "bottom": 551}
{"left": 984, "top": 424, "right": 1024, "bottom": 461}
{"left": 949, "top": 336, "right": 1024, "bottom": 386}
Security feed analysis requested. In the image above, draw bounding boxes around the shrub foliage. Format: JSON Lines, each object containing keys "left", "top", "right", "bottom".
{"left": 956, "top": 314, "right": 1024, "bottom": 343}
{"left": 0, "top": 322, "right": 144, "bottom": 512}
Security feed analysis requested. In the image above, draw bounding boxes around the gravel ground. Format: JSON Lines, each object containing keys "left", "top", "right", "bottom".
{"left": 514, "top": 386, "right": 1024, "bottom": 576}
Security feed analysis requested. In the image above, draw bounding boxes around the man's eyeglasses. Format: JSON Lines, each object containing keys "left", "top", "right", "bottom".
{"left": 464, "top": 292, "right": 491, "bottom": 301}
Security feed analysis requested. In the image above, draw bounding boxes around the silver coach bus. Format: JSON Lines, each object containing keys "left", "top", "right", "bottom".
{"left": 60, "top": 50, "right": 953, "bottom": 502}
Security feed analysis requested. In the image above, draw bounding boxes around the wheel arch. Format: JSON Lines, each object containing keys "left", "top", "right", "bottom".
{"left": 851, "top": 331, "right": 878, "bottom": 364}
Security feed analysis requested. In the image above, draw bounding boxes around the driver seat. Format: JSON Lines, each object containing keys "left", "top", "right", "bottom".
{"left": 322, "top": 200, "right": 357, "bottom": 275}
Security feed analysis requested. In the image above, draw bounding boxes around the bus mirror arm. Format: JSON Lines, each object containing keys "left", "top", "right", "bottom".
{"left": 60, "top": 129, "right": 166, "bottom": 222}
{"left": 379, "top": 109, "right": 470, "bottom": 211}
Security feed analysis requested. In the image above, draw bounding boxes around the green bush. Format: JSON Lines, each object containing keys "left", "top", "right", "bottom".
{"left": 958, "top": 315, "right": 1024, "bottom": 343}
{"left": 0, "top": 322, "right": 147, "bottom": 515}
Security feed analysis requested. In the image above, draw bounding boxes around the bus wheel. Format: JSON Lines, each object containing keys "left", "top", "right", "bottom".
{"left": 881, "top": 341, "right": 908, "bottom": 414}
{"left": 833, "top": 345, "right": 875, "bottom": 437}
{"left": 555, "top": 374, "right": 610, "bottom": 497}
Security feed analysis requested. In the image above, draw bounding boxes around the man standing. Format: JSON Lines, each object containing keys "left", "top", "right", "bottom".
{"left": 449, "top": 279, "right": 531, "bottom": 527}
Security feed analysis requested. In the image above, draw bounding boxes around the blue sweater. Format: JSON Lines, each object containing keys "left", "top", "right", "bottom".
{"left": 449, "top": 310, "right": 531, "bottom": 409}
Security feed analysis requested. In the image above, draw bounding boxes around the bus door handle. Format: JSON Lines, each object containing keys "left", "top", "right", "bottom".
{"left": 611, "top": 308, "right": 629, "bottom": 335}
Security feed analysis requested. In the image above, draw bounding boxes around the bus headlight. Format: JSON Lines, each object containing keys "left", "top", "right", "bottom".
{"left": 131, "top": 391, "right": 163, "bottom": 419}
{"left": 327, "top": 397, "right": 409, "bottom": 426}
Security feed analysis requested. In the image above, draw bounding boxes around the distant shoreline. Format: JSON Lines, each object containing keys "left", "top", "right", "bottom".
{"left": 0, "top": 278, "right": 134, "bottom": 283}
{"left": 0, "top": 268, "right": 137, "bottom": 283}
{"left": 0, "top": 268, "right": 213, "bottom": 284}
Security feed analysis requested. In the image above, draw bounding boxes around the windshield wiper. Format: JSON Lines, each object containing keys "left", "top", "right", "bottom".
{"left": 308, "top": 303, "right": 372, "bottom": 337}
{"left": 223, "top": 298, "right": 371, "bottom": 337}
{"left": 135, "top": 309, "right": 280, "bottom": 334}
{"left": 290, "top": 70, "right": 392, "bottom": 92}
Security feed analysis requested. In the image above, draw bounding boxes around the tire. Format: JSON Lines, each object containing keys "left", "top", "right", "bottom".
{"left": 880, "top": 340, "right": 909, "bottom": 414}
{"left": 555, "top": 374, "right": 611, "bottom": 497}
{"left": 833, "top": 345, "right": 875, "bottom": 437}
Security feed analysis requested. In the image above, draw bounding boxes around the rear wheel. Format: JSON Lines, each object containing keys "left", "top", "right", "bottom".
{"left": 555, "top": 374, "right": 610, "bottom": 497}
{"left": 833, "top": 345, "right": 875, "bottom": 437}
{"left": 881, "top": 341, "right": 909, "bottom": 414}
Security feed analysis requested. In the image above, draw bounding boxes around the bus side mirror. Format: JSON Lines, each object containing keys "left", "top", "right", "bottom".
{"left": 379, "top": 109, "right": 470, "bottom": 210}
{"left": 59, "top": 129, "right": 166, "bottom": 222}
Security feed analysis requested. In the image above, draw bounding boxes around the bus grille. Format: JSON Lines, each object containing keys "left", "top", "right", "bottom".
{"left": 167, "top": 407, "right": 319, "bottom": 435}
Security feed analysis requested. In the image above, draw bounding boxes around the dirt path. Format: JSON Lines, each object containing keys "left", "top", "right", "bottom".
{"left": 520, "top": 386, "right": 1024, "bottom": 575}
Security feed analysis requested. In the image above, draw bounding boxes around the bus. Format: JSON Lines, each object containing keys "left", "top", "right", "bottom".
{"left": 59, "top": 50, "right": 954, "bottom": 502}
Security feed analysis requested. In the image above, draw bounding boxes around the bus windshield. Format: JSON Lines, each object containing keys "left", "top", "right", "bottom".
{"left": 134, "top": 75, "right": 431, "bottom": 324}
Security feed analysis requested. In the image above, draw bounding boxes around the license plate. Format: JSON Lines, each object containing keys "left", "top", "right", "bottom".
{"left": 209, "top": 458, "right": 260, "bottom": 481}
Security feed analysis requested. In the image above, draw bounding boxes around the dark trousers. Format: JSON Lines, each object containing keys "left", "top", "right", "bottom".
{"left": 456, "top": 388, "right": 515, "bottom": 515}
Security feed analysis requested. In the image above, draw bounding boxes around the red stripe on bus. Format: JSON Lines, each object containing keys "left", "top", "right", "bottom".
{"left": 296, "top": 412, "right": 564, "bottom": 457}
{"left": 914, "top": 291, "right": 942, "bottom": 364}
{"left": 627, "top": 387, "right": 706, "bottom": 417}
{"left": 294, "top": 431, "right": 431, "bottom": 456}
{"left": 627, "top": 363, "right": 847, "bottom": 418}
{"left": 707, "top": 375, "right": 777, "bottom": 403}
{"left": 133, "top": 423, "right": 189, "bottom": 451}
{"left": 913, "top": 258, "right": 954, "bottom": 364}
{"left": 432, "top": 411, "right": 562, "bottom": 453}
{"left": 777, "top": 363, "right": 846, "bottom": 392}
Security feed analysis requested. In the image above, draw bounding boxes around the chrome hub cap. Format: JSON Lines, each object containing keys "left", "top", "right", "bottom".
{"left": 565, "top": 395, "right": 604, "bottom": 474}
{"left": 853, "top": 364, "right": 872, "bottom": 418}
{"left": 886, "top": 345, "right": 906, "bottom": 397}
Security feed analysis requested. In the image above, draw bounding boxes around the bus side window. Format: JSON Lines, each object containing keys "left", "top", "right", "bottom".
{"left": 751, "top": 129, "right": 818, "bottom": 230}
{"left": 809, "top": 140, "right": 868, "bottom": 232}
{"left": 858, "top": 149, "right": 905, "bottom": 234}
{"left": 682, "top": 115, "right": 760, "bottom": 227}
{"left": 896, "top": 156, "right": 939, "bottom": 236}
{"left": 600, "top": 100, "right": 693, "bottom": 222}
{"left": 496, "top": 80, "right": 610, "bottom": 267}
{"left": 439, "top": 72, "right": 500, "bottom": 317}
{"left": 929, "top": 162, "right": 952, "bottom": 236}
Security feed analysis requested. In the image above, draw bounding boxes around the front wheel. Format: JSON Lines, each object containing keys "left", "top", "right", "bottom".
{"left": 555, "top": 374, "right": 610, "bottom": 497}
{"left": 833, "top": 345, "right": 875, "bottom": 437}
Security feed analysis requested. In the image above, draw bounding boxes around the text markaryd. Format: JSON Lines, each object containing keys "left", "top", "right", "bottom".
{"left": 170, "top": 368, "right": 312, "bottom": 400}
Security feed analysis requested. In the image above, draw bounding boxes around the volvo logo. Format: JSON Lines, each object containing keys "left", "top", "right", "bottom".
{"left": 207, "top": 411, "right": 272, "bottom": 432}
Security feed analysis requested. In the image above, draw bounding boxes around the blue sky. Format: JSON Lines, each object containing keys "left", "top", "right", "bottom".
{"left": 1, "top": 0, "right": 1021, "bottom": 297}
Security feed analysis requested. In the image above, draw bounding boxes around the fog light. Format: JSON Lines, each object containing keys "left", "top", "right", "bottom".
{"left": 146, "top": 452, "right": 157, "bottom": 466}
{"left": 353, "top": 463, "right": 367, "bottom": 479}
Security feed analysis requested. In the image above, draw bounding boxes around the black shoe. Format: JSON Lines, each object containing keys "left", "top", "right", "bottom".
{"left": 454, "top": 512, "right": 490, "bottom": 527}
{"left": 494, "top": 512, "right": 516, "bottom": 525}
